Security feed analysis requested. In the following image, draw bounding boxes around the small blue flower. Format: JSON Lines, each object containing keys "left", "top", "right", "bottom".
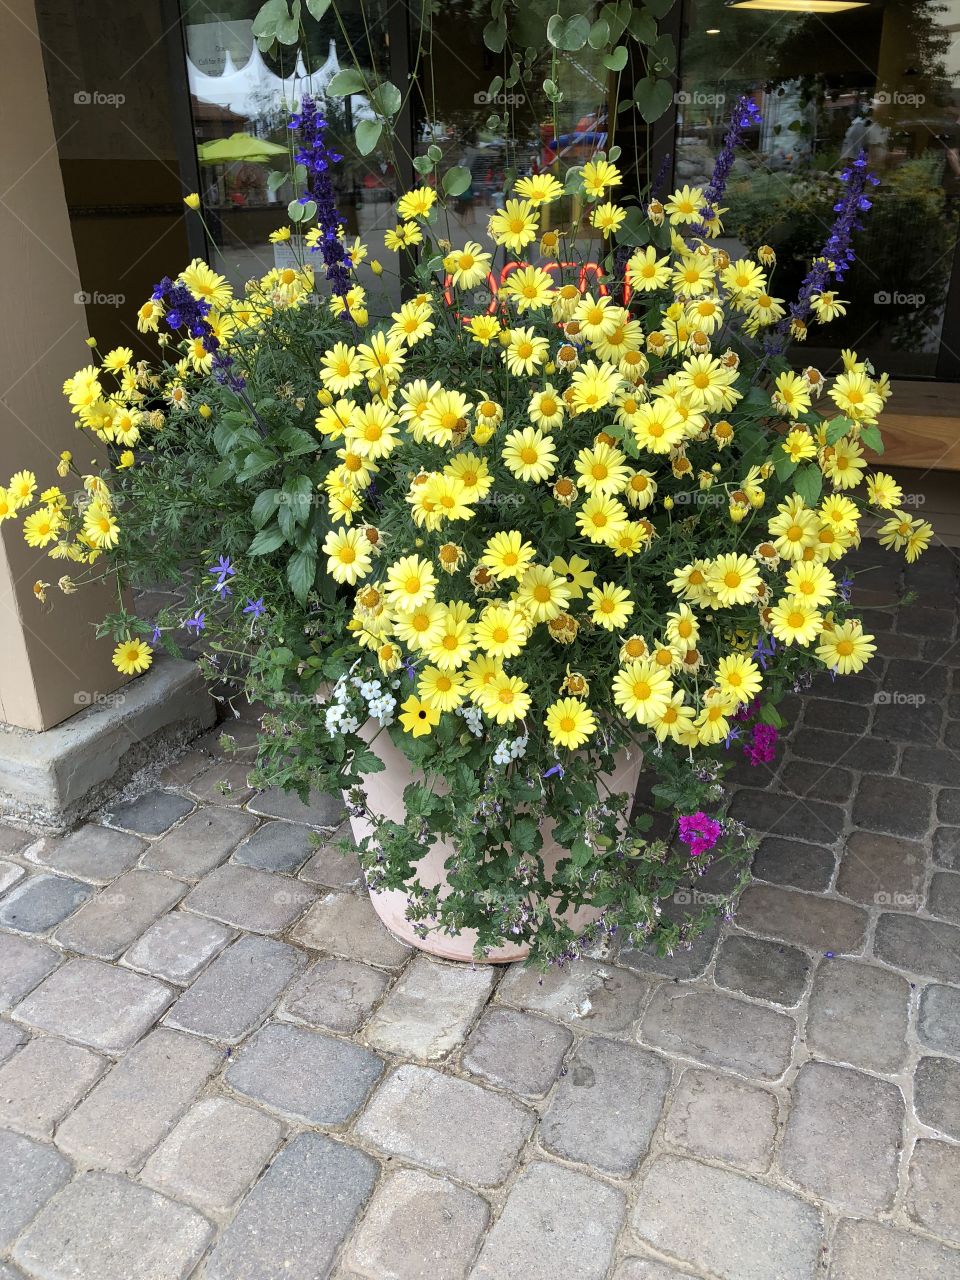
{"left": 183, "top": 610, "right": 205, "bottom": 634}
{"left": 243, "top": 597, "right": 266, "bottom": 619}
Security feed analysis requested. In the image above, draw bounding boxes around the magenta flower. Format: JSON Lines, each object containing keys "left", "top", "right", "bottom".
{"left": 678, "top": 811, "right": 723, "bottom": 858}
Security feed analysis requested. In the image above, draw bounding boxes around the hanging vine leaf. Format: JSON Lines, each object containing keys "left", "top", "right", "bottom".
{"left": 326, "top": 68, "right": 366, "bottom": 97}
{"left": 372, "top": 81, "right": 402, "bottom": 118}
{"left": 644, "top": 0, "right": 677, "bottom": 17}
{"left": 305, "top": 0, "right": 330, "bottom": 16}
{"left": 483, "top": 18, "right": 507, "bottom": 51}
{"left": 634, "top": 75, "right": 673, "bottom": 123}
{"left": 442, "top": 166, "right": 472, "bottom": 197}
{"left": 603, "top": 45, "right": 628, "bottom": 71}
{"left": 355, "top": 120, "right": 383, "bottom": 156}
{"left": 588, "top": 18, "right": 610, "bottom": 49}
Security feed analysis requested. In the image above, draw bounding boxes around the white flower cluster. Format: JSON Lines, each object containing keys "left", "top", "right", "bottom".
{"left": 324, "top": 672, "right": 398, "bottom": 737}
{"left": 492, "top": 732, "right": 529, "bottom": 767}
{"left": 456, "top": 703, "right": 484, "bottom": 737}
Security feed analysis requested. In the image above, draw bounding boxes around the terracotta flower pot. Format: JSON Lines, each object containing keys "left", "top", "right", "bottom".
{"left": 346, "top": 723, "right": 643, "bottom": 963}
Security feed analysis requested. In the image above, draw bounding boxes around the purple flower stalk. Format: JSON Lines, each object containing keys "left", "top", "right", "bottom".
{"left": 768, "top": 149, "right": 878, "bottom": 351}
{"left": 699, "top": 96, "right": 761, "bottom": 220}
{"left": 678, "top": 811, "right": 724, "bottom": 858}
{"left": 150, "top": 277, "right": 245, "bottom": 389}
{"left": 289, "top": 96, "right": 351, "bottom": 298}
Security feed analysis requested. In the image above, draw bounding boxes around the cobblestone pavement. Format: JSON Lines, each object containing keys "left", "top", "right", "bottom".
{"left": 1, "top": 540, "right": 960, "bottom": 1279}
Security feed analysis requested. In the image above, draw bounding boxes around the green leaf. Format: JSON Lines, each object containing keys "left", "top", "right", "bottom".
{"left": 275, "top": 0, "right": 301, "bottom": 43}
{"left": 774, "top": 453, "right": 798, "bottom": 482}
{"left": 859, "top": 423, "right": 885, "bottom": 454}
{"left": 588, "top": 17, "right": 610, "bottom": 48}
{"left": 251, "top": 489, "right": 281, "bottom": 529}
{"left": 442, "top": 165, "right": 472, "bottom": 197}
{"left": 248, "top": 524, "right": 286, "bottom": 556}
{"left": 427, "top": 143, "right": 442, "bottom": 162}
{"left": 372, "top": 80, "right": 402, "bottom": 117}
{"left": 277, "top": 425, "right": 320, "bottom": 457}
{"left": 412, "top": 154, "right": 433, "bottom": 175}
{"left": 603, "top": 44, "right": 628, "bottom": 71}
{"left": 266, "top": 169, "right": 287, "bottom": 194}
{"left": 570, "top": 837, "right": 594, "bottom": 866}
{"left": 643, "top": 0, "right": 676, "bottom": 17}
{"left": 825, "top": 416, "right": 852, "bottom": 445}
{"left": 482, "top": 18, "right": 507, "bottom": 51}
{"left": 327, "top": 68, "right": 366, "bottom": 97}
{"left": 355, "top": 119, "right": 382, "bottom": 156}
{"left": 287, "top": 198, "right": 305, "bottom": 222}
{"left": 299, "top": 198, "right": 317, "bottom": 220}
{"left": 617, "top": 206, "right": 650, "bottom": 246}
{"left": 629, "top": 8, "right": 658, "bottom": 44}
{"left": 251, "top": 0, "right": 289, "bottom": 39}
{"left": 560, "top": 13, "right": 591, "bottom": 48}
{"left": 287, "top": 548, "right": 317, "bottom": 602}
{"left": 758, "top": 702, "right": 783, "bottom": 728}
{"left": 305, "top": 0, "right": 330, "bottom": 16}
{"left": 634, "top": 75, "right": 673, "bottom": 122}
{"left": 793, "top": 463, "right": 823, "bottom": 506}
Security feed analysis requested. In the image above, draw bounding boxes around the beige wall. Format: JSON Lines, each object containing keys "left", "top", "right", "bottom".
{"left": 0, "top": 0, "right": 127, "bottom": 730}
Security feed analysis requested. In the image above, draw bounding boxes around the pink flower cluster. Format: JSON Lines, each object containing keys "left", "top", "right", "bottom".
{"left": 678, "top": 812, "right": 723, "bottom": 858}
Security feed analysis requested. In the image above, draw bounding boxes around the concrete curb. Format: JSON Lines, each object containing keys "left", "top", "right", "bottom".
{"left": 0, "top": 657, "right": 216, "bottom": 831}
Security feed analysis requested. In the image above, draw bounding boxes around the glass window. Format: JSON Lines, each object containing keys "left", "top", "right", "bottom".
{"left": 181, "top": 0, "right": 402, "bottom": 310}
{"left": 675, "top": 0, "right": 960, "bottom": 379}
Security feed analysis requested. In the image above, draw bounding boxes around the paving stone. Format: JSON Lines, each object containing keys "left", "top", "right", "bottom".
{"left": 906, "top": 1138, "right": 960, "bottom": 1245}
{"left": 157, "top": 750, "right": 209, "bottom": 788}
{"left": 247, "top": 786, "right": 345, "bottom": 827}
{"left": 751, "top": 836, "right": 835, "bottom": 892}
{"left": 141, "top": 1096, "right": 282, "bottom": 1213}
{"left": 12, "top": 1171, "right": 212, "bottom": 1280}
{"left": 805, "top": 959, "right": 910, "bottom": 1073}
{"left": 497, "top": 959, "right": 652, "bottom": 1034}
{"left": 291, "top": 891, "right": 412, "bottom": 969}
{"left": 55, "top": 870, "right": 186, "bottom": 960}
{"left": 898, "top": 605, "right": 955, "bottom": 638}
{"left": 631, "top": 1154, "right": 822, "bottom": 1280}
{"left": 852, "top": 775, "right": 933, "bottom": 840}
{"left": 874, "top": 912, "right": 960, "bottom": 982}
{"left": 356, "top": 1063, "right": 533, "bottom": 1186}
{"left": 873, "top": 700, "right": 944, "bottom": 745}
{"left": 55, "top": 1027, "right": 221, "bottom": 1170}
{"left": 729, "top": 788, "right": 845, "bottom": 844}
{"left": 663, "top": 1067, "right": 777, "bottom": 1173}
{"left": 13, "top": 958, "right": 173, "bottom": 1053}
{"left": 803, "top": 698, "right": 870, "bottom": 734}
{"left": 789, "top": 727, "right": 871, "bottom": 768}
{"left": 233, "top": 820, "right": 315, "bottom": 873}
{"left": 874, "top": 630, "right": 922, "bottom": 658}
{"left": 917, "top": 983, "right": 960, "bottom": 1055}
{"left": 343, "top": 1168, "right": 489, "bottom": 1280}
{"left": 828, "top": 1219, "right": 960, "bottom": 1280}
{"left": 0, "top": 1021, "right": 27, "bottom": 1063}
{"left": 204, "top": 1133, "right": 376, "bottom": 1280}
{"left": 472, "top": 1160, "right": 624, "bottom": 1280}
{"left": 102, "top": 789, "right": 195, "bottom": 836}
{"left": 884, "top": 657, "right": 950, "bottom": 700}
{"left": 539, "top": 1036, "right": 670, "bottom": 1175}
{"left": 613, "top": 1262, "right": 696, "bottom": 1280}
{"left": 123, "top": 911, "right": 234, "bottom": 984}
{"left": 927, "top": 871, "right": 960, "bottom": 925}
{"left": 462, "top": 1007, "right": 572, "bottom": 1097}
{"left": 0, "top": 861, "right": 23, "bottom": 896}
{"left": 187, "top": 760, "right": 255, "bottom": 805}
{"left": 914, "top": 1055, "right": 960, "bottom": 1139}
{"left": 901, "top": 745, "right": 960, "bottom": 786}
{"left": 226, "top": 1021, "right": 383, "bottom": 1123}
{"left": 165, "top": 935, "right": 304, "bottom": 1043}
{"left": 781, "top": 1061, "right": 903, "bottom": 1212}
{"left": 365, "top": 956, "right": 494, "bottom": 1060}
{"left": 780, "top": 760, "right": 855, "bottom": 805}
{"left": 25, "top": 825, "right": 146, "bottom": 884}
{"left": 0, "top": 1128, "right": 72, "bottom": 1247}
{"left": 0, "top": 1035, "right": 106, "bottom": 1137}
{"left": 298, "top": 827, "right": 364, "bottom": 888}
{"left": 279, "top": 956, "right": 389, "bottom": 1033}
{"left": 835, "top": 832, "right": 925, "bottom": 908}
{"left": 641, "top": 987, "right": 795, "bottom": 1080}
{"left": 0, "top": 933, "right": 59, "bottom": 1010}
{"left": 142, "top": 807, "right": 258, "bottom": 879}
{"left": 184, "top": 863, "right": 316, "bottom": 933}
{"left": 938, "top": 790, "right": 960, "bottom": 826}
{"left": 0, "top": 826, "right": 31, "bottom": 855}
{"left": 619, "top": 903, "right": 721, "bottom": 979}
{"left": 933, "top": 825, "right": 960, "bottom": 870}
{"left": 736, "top": 885, "right": 868, "bottom": 954}
{"left": 808, "top": 670, "right": 879, "bottom": 704}
{"left": 0, "top": 873, "right": 93, "bottom": 934}
{"left": 714, "top": 934, "right": 811, "bottom": 1005}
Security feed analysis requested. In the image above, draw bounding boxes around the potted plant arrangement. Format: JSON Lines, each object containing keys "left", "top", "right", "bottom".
{"left": 5, "top": 6, "right": 930, "bottom": 967}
